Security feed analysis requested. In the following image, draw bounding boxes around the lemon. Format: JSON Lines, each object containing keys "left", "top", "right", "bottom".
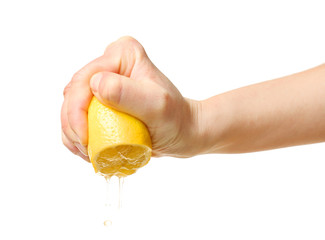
{"left": 88, "top": 97, "right": 152, "bottom": 177}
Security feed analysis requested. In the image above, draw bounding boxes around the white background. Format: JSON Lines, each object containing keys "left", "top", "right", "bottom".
{"left": 0, "top": 0, "right": 324, "bottom": 239}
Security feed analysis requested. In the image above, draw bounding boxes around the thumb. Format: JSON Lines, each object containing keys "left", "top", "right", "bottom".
{"left": 90, "top": 71, "right": 164, "bottom": 121}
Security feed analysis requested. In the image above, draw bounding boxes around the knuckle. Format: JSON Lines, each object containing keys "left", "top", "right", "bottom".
{"left": 105, "top": 36, "right": 139, "bottom": 53}
{"left": 71, "top": 70, "right": 85, "bottom": 84}
{"left": 118, "top": 36, "right": 139, "bottom": 46}
{"left": 118, "top": 36, "right": 146, "bottom": 57}
{"left": 63, "top": 82, "right": 72, "bottom": 96}
{"left": 104, "top": 36, "right": 147, "bottom": 76}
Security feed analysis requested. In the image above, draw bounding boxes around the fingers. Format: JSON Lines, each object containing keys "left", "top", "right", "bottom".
{"left": 62, "top": 131, "right": 89, "bottom": 162}
{"left": 66, "top": 56, "right": 114, "bottom": 146}
{"left": 61, "top": 54, "right": 130, "bottom": 159}
{"left": 89, "top": 71, "right": 167, "bottom": 123}
{"left": 104, "top": 36, "right": 146, "bottom": 70}
{"left": 61, "top": 87, "right": 89, "bottom": 158}
{"left": 62, "top": 36, "right": 152, "bottom": 160}
{"left": 64, "top": 37, "right": 146, "bottom": 146}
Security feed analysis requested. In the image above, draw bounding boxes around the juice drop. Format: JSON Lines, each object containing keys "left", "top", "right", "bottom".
{"left": 103, "top": 219, "right": 112, "bottom": 226}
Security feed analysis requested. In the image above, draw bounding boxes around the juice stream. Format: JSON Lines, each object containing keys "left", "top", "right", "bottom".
{"left": 103, "top": 175, "right": 125, "bottom": 226}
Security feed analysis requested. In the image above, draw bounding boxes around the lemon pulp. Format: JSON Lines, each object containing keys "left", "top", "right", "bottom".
{"left": 88, "top": 97, "right": 152, "bottom": 178}
{"left": 93, "top": 144, "right": 151, "bottom": 177}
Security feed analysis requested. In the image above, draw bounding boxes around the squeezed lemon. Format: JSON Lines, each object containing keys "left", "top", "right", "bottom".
{"left": 88, "top": 97, "right": 152, "bottom": 178}
{"left": 88, "top": 97, "right": 152, "bottom": 225}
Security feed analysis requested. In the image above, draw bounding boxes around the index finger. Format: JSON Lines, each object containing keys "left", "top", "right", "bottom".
{"left": 65, "top": 37, "right": 144, "bottom": 146}
{"left": 66, "top": 49, "right": 125, "bottom": 145}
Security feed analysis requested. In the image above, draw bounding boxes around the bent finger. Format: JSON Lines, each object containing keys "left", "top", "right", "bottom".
{"left": 62, "top": 131, "right": 90, "bottom": 162}
{"left": 90, "top": 71, "right": 166, "bottom": 123}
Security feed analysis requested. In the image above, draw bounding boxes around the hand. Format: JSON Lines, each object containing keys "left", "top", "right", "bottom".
{"left": 61, "top": 36, "right": 201, "bottom": 161}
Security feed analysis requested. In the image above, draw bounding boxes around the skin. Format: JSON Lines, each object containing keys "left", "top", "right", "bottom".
{"left": 61, "top": 36, "right": 325, "bottom": 162}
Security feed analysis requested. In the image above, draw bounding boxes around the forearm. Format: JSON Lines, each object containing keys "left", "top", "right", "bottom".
{"left": 195, "top": 64, "right": 325, "bottom": 154}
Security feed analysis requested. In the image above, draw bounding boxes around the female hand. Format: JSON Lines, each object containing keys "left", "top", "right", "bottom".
{"left": 61, "top": 36, "right": 200, "bottom": 161}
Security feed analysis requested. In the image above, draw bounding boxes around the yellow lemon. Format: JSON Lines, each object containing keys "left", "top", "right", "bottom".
{"left": 88, "top": 97, "right": 152, "bottom": 177}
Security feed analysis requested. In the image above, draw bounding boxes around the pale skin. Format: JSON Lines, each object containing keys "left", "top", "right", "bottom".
{"left": 61, "top": 36, "right": 325, "bottom": 162}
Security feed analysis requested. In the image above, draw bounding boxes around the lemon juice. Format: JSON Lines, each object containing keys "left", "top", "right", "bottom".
{"left": 88, "top": 96, "right": 152, "bottom": 226}
{"left": 103, "top": 176, "right": 124, "bottom": 226}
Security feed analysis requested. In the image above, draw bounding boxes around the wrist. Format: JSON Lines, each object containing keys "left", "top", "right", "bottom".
{"left": 181, "top": 98, "right": 207, "bottom": 157}
{"left": 194, "top": 94, "right": 234, "bottom": 155}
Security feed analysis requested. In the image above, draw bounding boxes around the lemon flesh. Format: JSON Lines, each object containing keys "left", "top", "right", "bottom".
{"left": 88, "top": 97, "right": 152, "bottom": 177}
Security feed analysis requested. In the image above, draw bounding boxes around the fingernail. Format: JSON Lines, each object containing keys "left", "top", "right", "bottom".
{"left": 75, "top": 142, "right": 88, "bottom": 156}
{"left": 90, "top": 73, "right": 102, "bottom": 92}
{"left": 76, "top": 151, "right": 90, "bottom": 162}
